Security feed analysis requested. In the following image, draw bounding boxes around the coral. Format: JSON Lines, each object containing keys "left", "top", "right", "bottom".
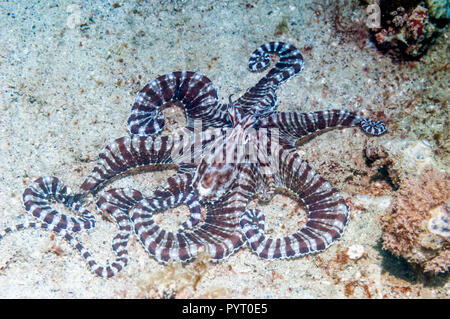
{"left": 365, "top": 139, "right": 449, "bottom": 273}
{"left": 426, "top": 0, "right": 450, "bottom": 20}
{"left": 369, "top": 0, "right": 446, "bottom": 59}
{"left": 381, "top": 166, "right": 450, "bottom": 273}
{"left": 364, "top": 138, "right": 439, "bottom": 189}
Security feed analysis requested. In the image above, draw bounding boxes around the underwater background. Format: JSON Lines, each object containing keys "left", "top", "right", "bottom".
{"left": 0, "top": 0, "right": 448, "bottom": 298}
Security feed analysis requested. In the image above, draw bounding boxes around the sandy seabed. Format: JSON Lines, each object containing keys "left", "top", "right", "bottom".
{"left": 0, "top": 0, "right": 448, "bottom": 298}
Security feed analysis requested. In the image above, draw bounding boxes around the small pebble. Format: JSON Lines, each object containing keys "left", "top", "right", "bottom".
{"left": 347, "top": 244, "right": 365, "bottom": 260}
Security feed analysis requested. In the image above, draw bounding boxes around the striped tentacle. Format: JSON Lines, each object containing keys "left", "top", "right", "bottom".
{"left": 234, "top": 42, "right": 304, "bottom": 116}
{"left": 0, "top": 220, "right": 129, "bottom": 278}
{"left": 129, "top": 165, "right": 256, "bottom": 264}
{"left": 61, "top": 229, "right": 127, "bottom": 278}
{"left": 0, "top": 221, "right": 54, "bottom": 244}
{"left": 152, "top": 173, "right": 201, "bottom": 231}
{"left": 200, "top": 198, "right": 248, "bottom": 261}
{"left": 258, "top": 110, "right": 387, "bottom": 145}
{"left": 131, "top": 191, "right": 205, "bottom": 264}
{"left": 240, "top": 150, "right": 349, "bottom": 260}
{"left": 153, "top": 172, "right": 194, "bottom": 198}
{"left": 22, "top": 176, "right": 95, "bottom": 233}
{"left": 360, "top": 118, "right": 387, "bottom": 136}
{"left": 128, "top": 71, "right": 230, "bottom": 136}
{"left": 79, "top": 187, "right": 146, "bottom": 278}
{"left": 248, "top": 42, "right": 305, "bottom": 86}
{"left": 199, "top": 165, "right": 258, "bottom": 261}
{"left": 17, "top": 177, "right": 139, "bottom": 278}
{"left": 80, "top": 135, "right": 177, "bottom": 194}
{"left": 61, "top": 200, "right": 135, "bottom": 279}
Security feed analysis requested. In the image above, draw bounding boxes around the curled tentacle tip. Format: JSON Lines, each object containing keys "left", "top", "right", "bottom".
{"left": 248, "top": 53, "right": 271, "bottom": 72}
{"left": 360, "top": 119, "right": 387, "bottom": 136}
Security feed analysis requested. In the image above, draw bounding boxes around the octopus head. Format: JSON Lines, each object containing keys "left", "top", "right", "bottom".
{"left": 194, "top": 161, "right": 238, "bottom": 202}
{"left": 193, "top": 107, "right": 257, "bottom": 202}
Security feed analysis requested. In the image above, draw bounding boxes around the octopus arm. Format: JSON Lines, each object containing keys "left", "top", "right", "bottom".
{"left": 234, "top": 42, "right": 304, "bottom": 116}
{"left": 80, "top": 135, "right": 177, "bottom": 194}
{"left": 128, "top": 71, "right": 230, "bottom": 136}
{"left": 240, "top": 149, "right": 349, "bottom": 259}
{"left": 258, "top": 109, "right": 387, "bottom": 147}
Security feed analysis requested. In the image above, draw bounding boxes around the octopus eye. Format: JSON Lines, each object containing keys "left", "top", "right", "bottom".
{"left": 220, "top": 174, "right": 232, "bottom": 184}
{"left": 202, "top": 174, "right": 213, "bottom": 188}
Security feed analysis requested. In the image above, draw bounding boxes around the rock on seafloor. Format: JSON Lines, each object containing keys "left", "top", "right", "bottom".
{"left": 381, "top": 166, "right": 449, "bottom": 273}
{"left": 365, "top": 138, "right": 449, "bottom": 273}
{"left": 370, "top": 0, "right": 448, "bottom": 59}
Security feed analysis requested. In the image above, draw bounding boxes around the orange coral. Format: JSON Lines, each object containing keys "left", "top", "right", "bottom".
{"left": 381, "top": 166, "right": 449, "bottom": 273}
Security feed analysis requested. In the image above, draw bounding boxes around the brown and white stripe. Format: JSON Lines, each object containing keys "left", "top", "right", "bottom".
{"left": 128, "top": 71, "right": 230, "bottom": 136}
{"left": 80, "top": 135, "right": 177, "bottom": 194}
{"left": 130, "top": 190, "right": 204, "bottom": 264}
{"left": 199, "top": 165, "right": 258, "bottom": 261}
{"left": 259, "top": 110, "right": 387, "bottom": 143}
{"left": 129, "top": 167, "right": 255, "bottom": 264}
{"left": 152, "top": 173, "right": 203, "bottom": 231}
{"left": 240, "top": 150, "right": 349, "bottom": 260}
{"left": 234, "top": 42, "right": 304, "bottom": 117}
{"left": 17, "top": 177, "right": 137, "bottom": 278}
{"left": 22, "top": 176, "right": 95, "bottom": 233}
